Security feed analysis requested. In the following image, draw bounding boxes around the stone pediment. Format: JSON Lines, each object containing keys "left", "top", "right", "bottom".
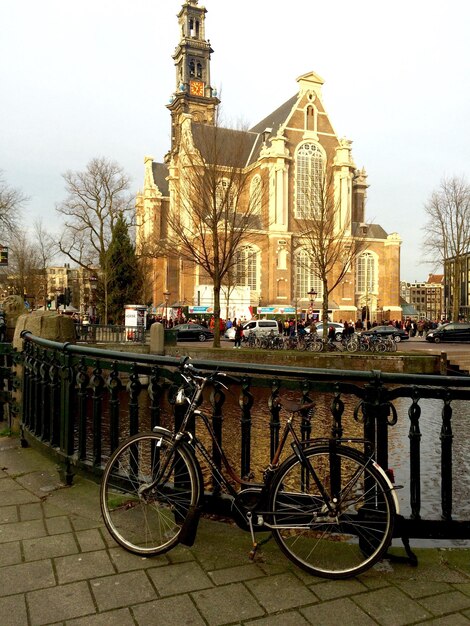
{"left": 296, "top": 71, "right": 325, "bottom": 98}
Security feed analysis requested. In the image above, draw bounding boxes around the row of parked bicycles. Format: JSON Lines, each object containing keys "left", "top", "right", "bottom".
{"left": 243, "top": 330, "right": 398, "bottom": 353}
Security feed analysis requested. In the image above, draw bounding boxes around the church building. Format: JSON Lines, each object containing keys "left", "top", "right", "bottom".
{"left": 136, "top": 0, "right": 402, "bottom": 323}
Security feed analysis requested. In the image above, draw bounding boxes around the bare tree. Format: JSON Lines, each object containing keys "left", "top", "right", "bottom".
{"left": 4, "top": 232, "right": 41, "bottom": 302}
{"left": 159, "top": 118, "right": 263, "bottom": 347}
{"left": 56, "top": 157, "right": 134, "bottom": 322}
{"left": 295, "top": 169, "right": 367, "bottom": 338}
{"left": 423, "top": 176, "right": 470, "bottom": 320}
{"left": 33, "top": 219, "right": 58, "bottom": 307}
{"left": 0, "top": 170, "right": 27, "bottom": 238}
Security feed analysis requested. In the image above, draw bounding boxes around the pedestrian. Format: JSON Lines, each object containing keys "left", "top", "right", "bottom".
{"left": 234, "top": 321, "right": 244, "bottom": 348}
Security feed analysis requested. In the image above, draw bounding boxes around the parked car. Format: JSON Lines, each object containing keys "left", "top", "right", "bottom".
{"left": 309, "top": 322, "right": 344, "bottom": 342}
{"left": 224, "top": 319, "right": 280, "bottom": 341}
{"left": 174, "top": 323, "right": 214, "bottom": 342}
{"left": 361, "top": 325, "right": 409, "bottom": 343}
{"left": 426, "top": 322, "right": 470, "bottom": 343}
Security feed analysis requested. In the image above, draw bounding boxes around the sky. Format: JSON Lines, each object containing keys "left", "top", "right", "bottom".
{"left": 1, "top": 0, "right": 470, "bottom": 282}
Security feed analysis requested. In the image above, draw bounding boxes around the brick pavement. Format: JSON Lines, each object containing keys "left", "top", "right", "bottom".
{"left": 1, "top": 436, "right": 470, "bottom": 626}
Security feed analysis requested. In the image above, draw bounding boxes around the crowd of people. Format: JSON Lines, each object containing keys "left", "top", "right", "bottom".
{"left": 145, "top": 313, "right": 450, "bottom": 340}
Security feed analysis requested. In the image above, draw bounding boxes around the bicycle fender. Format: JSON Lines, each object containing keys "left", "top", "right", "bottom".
{"left": 372, "top": 460, "right": 400, "bottom": 514}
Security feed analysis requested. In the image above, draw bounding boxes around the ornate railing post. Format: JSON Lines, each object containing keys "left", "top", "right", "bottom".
{"left": 440, "top": 392, "right": 453, "bottom": 521}
{"left": 210, "top": 382, "right": 225, "bottom": 493}
{"left": 76, "top": 358, "right": 90, "bottom": 461}
{"left": 239, "top": 376, "right": 253, "bottom": 479}
{"left": 127, "top": 363, "right": 142, "bottom": 437}
{"left": 331, "top": 386, "right": 344, "bottom": 440}
{"left": 268, "top": 379, "right": 281, "bottom": 461}
{"left": 408, "top": 390, "right": 422, "bottom": 519}
{"left": 300, "top": 380, "right": 313, "bottom": 444}
{"left": 148, "top": 365, "right": 163, "bottom": 431}
{"left": 106, "top": 362, "right": 123, "bottom": 454}
{"left": 49, "top": 353, "right": 60, "bottom": 448}
{"left": 90, "top": 362, "right": 105, "bottom": 467}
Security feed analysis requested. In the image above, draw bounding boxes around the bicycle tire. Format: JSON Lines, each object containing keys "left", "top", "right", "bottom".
{"left": 269, "top": 445, "right": 394, "bottom": 579}
{"left": 100, "top": 431, "right": 201, "bottom": 556}
{"left": 347, "top": 340, "right": 358, "bottom": 353}
{"left": 310, "top": 339, "right": 323, "bottom": 352}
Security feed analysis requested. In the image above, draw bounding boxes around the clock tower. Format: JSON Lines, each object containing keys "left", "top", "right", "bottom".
{"left": 167, "top": 0, "right": 220, "bottom": 152}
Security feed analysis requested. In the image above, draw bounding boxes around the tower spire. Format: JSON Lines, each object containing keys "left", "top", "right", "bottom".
{"left": 167, "top": 1, "right": 220, "bottom": 151}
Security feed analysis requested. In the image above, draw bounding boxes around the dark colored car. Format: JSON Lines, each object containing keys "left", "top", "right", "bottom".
{"left": 426, "top": 322, "right": 470, "bottom": 343}
{"left": 361, "top": 325, "right": 409, "bottom": 343}
{"left": 174, "top": 323, "right": 214, "bottom": 342}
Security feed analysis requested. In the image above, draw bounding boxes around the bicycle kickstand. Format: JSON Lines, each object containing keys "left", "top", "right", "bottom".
{"left": 246, "top": 512, "right": 259, "bottom": 560}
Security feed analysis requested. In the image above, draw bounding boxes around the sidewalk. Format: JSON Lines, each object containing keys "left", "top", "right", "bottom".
{"left": 1, "top": 436, "right": 470, "bottom": 626}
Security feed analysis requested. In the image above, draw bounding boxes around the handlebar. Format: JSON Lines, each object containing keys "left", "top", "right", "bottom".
{"left": 179, "top": 357, "right": 242, "bottom": 386}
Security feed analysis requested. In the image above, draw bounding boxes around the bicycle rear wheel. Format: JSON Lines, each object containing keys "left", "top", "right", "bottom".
{"left": 269, "top": 445, "right": 394, "bottom": 579}
{"left": 100, "top": 432, "right": 200, "bottom": 556}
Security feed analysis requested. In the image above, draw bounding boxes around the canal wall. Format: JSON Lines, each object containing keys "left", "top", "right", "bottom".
{"left": 164, "top": 347, "right": 444, "bottom": 375}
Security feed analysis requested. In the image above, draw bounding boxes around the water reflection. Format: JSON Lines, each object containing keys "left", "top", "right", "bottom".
{"left": 83, "top": 385, "right": 470, "bottom": 522}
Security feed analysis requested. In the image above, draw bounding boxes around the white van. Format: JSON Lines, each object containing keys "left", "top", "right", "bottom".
{"left": 224, "top": 319, "right": 280, "bottom": 340}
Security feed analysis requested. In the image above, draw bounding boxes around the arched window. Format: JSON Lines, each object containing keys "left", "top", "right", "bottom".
{"left": 216, "top": 178, "right": 234, "bottom": 215}
{"left": 295, "top": 249, "right": 323, "bottom": 300}
{"left": 196, "top": 62, "right": 202, "bottom": 79}
{"left": 235, "top": 245, "right": 260, "bottom": 292}
{"left": 356, "top": 252, "right": 378, "bottom": 294}
{"left": 306, "top": 105, "right": 315, "bottom": 131}
{"left": 249, "top": 175, "right": 262, "bottom": 214}
{"left": 189, "top": 60, "right": 195, "bottom": 77}
{"left": 295, "top": 143, "right": 323, "bottom": 219}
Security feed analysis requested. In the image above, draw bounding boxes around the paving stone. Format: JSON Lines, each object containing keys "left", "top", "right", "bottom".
{"left": 208, "top": 563, "right": 265, "bottom": 585}
{"left": 19, "top": 502, "right": 44, "bottom": 521}
{"left": 418, "top": 591, "right": 470, "bottom": 616}
{"left": 75, "top": 528, "right": 106, "bottom": 552}
{"left": 456, "top": 583, "right": 470, "bottom": 597}
{"left": 0, "top": 540, "right": 22, "bottom": 566}
{"left": 0, "top": 518, "right": 46, "bottom": 543}
{"left": 246, "top": 572, "right": 318, "bottom": 613}
{"left": 42, "top": 501, "right": 67, "bottom": 518}
{"left": 66, "top": 607, "right": 136, "bottom": 626}
{"left": 311, "top": 578, "right": 368, "bottom": 601}
{"left": 148, "top": 561, "right": 213, "bottom": 597}
{"left": 91, "top": 570, "right": 156, "bottom": 611}
{"left": 245, "top": 611, "right": 311, "bottom": 626}
{"left": 0, "top": 593, "right": 29, "bottom": 626}
{"left": 421, "top": 615, "right": 470, "bottom": 625}
{"left": 192, "top": 582, "right": 265, "bottom": 625}
{"left": 354, "top": 586, "right": 432, "bottom": 626}
{"left": 0, "top": 505, "right": 18, "bottom": 523}
{"left": 55, "top": 550, "right": 116, "bottom": 584}
{"left": 109, "top": 546, "right": 168, "bottom": 572}
{"left": 0, "top": 489, "right": 39, "bottom": 506}
{"left": 45, "top": 514, "right": 73, "bottom": 534}
{"left": 70, "top": 515, "right": 103, "bottom": 532}
{"left": 0, "top": 559, "right": 55, "bottom": 596}
{"left": 27, "top": 580, "right": 96, "bottom": 626}
{"left": 395, "top": 580, "right": 452, "bottom": 598}
{"left": 23, "top": 533, "right": 78, "bottom": 561}
{"left": 303, "top": 597, "right": 378, "bottom": 625}
{"left": 0, "top": 477, "right": 19, "bottom": 492}
{"left": 132, "top": 595, "right": 206, "bottom": 626}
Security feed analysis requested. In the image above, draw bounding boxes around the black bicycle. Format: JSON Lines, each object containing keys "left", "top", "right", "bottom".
{"left": 100, "top": 359, "right": 397, "bottom": 579}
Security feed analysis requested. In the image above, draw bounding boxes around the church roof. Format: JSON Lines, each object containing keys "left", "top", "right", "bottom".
{"left": 351, "top": 222, "right": 389, "bottom": 239}
{"left": 152, "top": 162, "right": 169, "bottom": 195}
{"left": 192, "top": 123, "right": 259, "bottom": 168}
{"left": 249, "top": 94, "right": 298, "bottom": 138}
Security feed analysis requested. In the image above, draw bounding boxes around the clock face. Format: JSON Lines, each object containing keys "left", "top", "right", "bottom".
{"left": 189, "top": 80, "right": 204, "bottom": 97}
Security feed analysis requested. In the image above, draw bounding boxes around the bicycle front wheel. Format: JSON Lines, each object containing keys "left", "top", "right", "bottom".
{"left": 269, "top": 446, "right": 394, "bottom": 579}
{"left": 100, "top": 432, "right": 200, "bottom": 556}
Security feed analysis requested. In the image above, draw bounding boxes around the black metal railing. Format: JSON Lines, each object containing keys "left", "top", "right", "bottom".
{"left": 75, "top": 324, "right": 147, "bottom": 344}
{"left": 18, "top": 331, "right": 470, "bottom": 541}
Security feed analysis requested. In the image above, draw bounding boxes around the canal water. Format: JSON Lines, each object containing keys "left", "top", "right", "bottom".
{"left": 87, "top": 384, "right": 470, "bottom": 524}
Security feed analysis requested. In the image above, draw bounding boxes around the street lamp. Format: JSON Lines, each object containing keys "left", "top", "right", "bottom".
{"left": 307, "top": 288, "right": 317, "bottom": 321}
{"left": 163, "top": 290, "right": 170, "bottom": 327}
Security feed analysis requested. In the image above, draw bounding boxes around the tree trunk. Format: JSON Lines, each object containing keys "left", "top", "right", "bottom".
{"left": 213, "top": 284, "right": 221, "bottom": 348}
{"left": 322, "top": 279, "right": 329, "bottom": 340}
